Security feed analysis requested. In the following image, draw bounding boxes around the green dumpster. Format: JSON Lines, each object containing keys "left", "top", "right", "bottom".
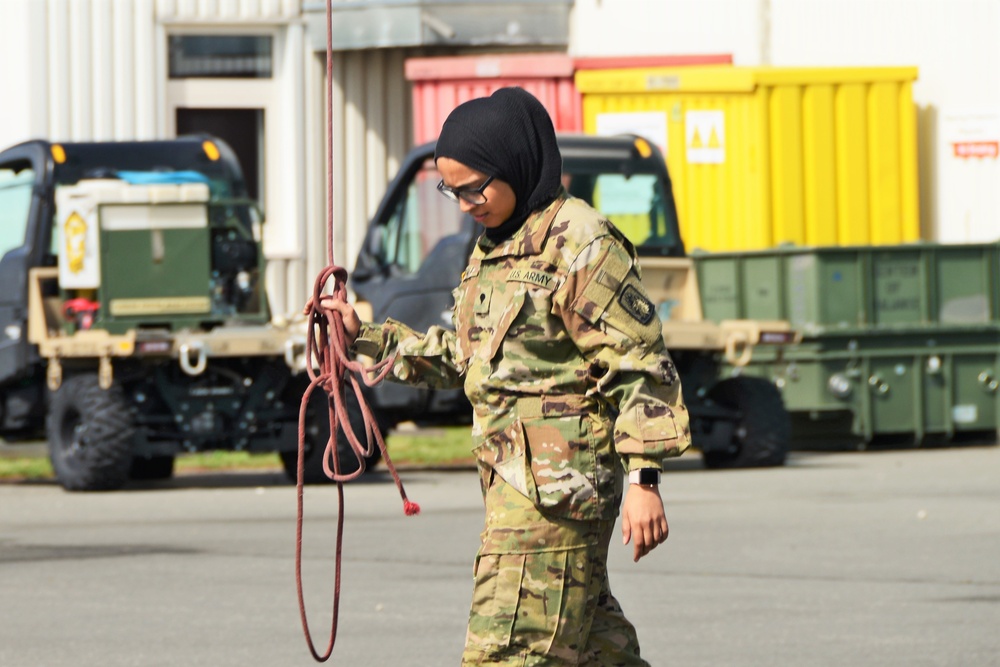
{"left": 696, "top": 242, "right": 1000, "bottom": 445}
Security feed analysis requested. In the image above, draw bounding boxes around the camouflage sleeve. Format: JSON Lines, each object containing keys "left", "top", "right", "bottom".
{"left": 554, "top": 235, "right": 691, "bottom": 469}
{"left": 352, "top": 319, "right": 466, "bottom": 390}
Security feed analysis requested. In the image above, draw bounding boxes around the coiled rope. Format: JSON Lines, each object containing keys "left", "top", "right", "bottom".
{"left": 294, "top": 0, "right": 420, "bottom": 661}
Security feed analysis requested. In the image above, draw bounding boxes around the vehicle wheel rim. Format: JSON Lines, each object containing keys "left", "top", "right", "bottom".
{"left": 60, "top": 410, "right": 85, "bottom": 459}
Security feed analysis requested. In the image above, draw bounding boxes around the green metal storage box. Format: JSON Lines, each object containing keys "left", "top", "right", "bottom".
{"left": 698, "top": 242, "right": 1000, "bottom": 444}
{"left": 697, "top": 242, "right": 1000, "bottom": 332}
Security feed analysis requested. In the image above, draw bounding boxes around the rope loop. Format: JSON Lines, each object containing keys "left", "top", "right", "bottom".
{"left": 295, "top": 261, "right": 420, "bottom": 663}
{"left": 295, "top": 1, "right": 420, "bottom": 661}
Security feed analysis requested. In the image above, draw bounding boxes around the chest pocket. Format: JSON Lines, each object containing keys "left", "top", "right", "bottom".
{"left": 453, "top": 274, "right": 484, "bottom": 365}
{"left": 485, "top": 287, "right": 527, "bottom": 362}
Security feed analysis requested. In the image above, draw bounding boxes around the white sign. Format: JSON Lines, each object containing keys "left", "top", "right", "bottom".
{"left": 595, "top": 111, "right": 668, "bottom": 157}
{"left": 934, "top": 109, "right": 1000, "bottom": 244}
{"left": 685, "top": 110, "right": 726, "bottom": 164}
{"left": 942, "top": 111, "right": 1000, "bottom": 160}
{"left": 55, "top": 189, "right": 102, "bottom": 290}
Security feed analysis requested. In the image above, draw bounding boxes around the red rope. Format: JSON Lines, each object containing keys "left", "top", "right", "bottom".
{"left": 294, "top": 1, "right": 419, "bottom": 662}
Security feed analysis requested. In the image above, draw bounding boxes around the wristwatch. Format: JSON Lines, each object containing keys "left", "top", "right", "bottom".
{"left": 628, "top": 468, "right": 661, "bottom": 486}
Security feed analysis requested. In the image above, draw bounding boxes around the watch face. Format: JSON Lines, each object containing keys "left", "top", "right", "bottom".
{"left": 637, "top": 469, "right": 660, "bottom": 485}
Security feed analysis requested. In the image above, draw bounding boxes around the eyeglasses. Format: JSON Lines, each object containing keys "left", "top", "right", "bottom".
{"left": 436, "top": 175, "right": 494, "bottom": 205}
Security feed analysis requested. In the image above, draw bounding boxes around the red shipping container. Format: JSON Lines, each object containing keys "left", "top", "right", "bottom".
{"left": 405, "top": 53, "right": 732, "bottom": 145}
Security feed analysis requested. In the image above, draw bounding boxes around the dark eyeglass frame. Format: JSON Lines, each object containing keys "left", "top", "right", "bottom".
{"left": 436, "top": 175, "right": 495, "bottom": 205}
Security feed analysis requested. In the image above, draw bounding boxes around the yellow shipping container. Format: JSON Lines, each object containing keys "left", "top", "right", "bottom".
{"left": 576, "top": 66, "right": 920, "bottom": 252}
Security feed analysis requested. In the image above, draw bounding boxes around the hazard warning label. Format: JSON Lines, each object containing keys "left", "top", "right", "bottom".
{"left": 685, "top": 110, "right": 725, "bottom": 164}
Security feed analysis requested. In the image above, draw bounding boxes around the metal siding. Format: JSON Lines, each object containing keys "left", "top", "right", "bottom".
{"left": 364, "top": 50, "right": 388, "bottom": 230}
{"left": 68, "top": 0, "right": 94, "bottom": 140}
{"left": 91, "top": 0, "right": 114, "bottom": 141}
{"left": 154, "top": 0, "right": 300, "bottom": 19}
{"left": 112, "top": 0, "right": 136, "bottom": 138}
{"left": 273, "top": 48, "right": 415, "bottom": 317}
{"left": 47, "top": 0, "right": 71, "bottom": 141}
{"left": 342, "top": 53, "right": 367, "bottom": 284}
{"left": 802, "top": 85, "right": 838, "bottom": 247}
{"left": 136, "top": 0, "right": 159, "bottom": 139}
{"left": 411, "top": 77, "right": 579, "bottom": 144}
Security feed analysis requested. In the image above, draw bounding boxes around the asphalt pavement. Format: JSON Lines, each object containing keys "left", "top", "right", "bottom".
{"left": 2, "top": 445, "right": 999, "bottom": 666}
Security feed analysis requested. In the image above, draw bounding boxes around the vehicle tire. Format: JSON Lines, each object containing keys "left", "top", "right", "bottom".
{"left": 280, "top": 388, "right": 384, "bottom": 484}
{"left": 129, "top": 456, "right": 175, "bottom": 481}
{"left": 703, "top": 376, "right": 790, "bottom": 469}
{"left": 47, "top": 374, "right": 135, "bottom": 491}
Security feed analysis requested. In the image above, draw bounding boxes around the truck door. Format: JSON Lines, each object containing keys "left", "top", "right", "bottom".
{"left": 351, "top": 152, "right": 475, "bottom": 419}
{"left": 0, "top": 151, "right": 46, "bottom": 386}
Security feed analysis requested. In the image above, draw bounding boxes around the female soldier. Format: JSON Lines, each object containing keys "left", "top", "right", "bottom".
{"left": 331, "top": 87, "right": 690, "bottom": 666}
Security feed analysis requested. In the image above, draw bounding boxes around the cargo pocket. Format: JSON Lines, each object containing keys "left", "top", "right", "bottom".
{"left": 508, "top": 549, "right": 593, "bottom": 662}
{"left": 522, "top": 415, "right": 599, "bottom": 521}
{"left": 464, "top": 553, "right": 525, "bottom": 656}
{"left": 473, "top": 420, "right": 536, "bottom": 502}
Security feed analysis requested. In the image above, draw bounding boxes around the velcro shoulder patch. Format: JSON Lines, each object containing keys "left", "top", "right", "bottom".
{"left": 572, "top": 243, "right": 633, "bottom": 325}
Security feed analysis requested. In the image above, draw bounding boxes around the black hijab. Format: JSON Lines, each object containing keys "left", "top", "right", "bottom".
{"left": 434, "top": 87, "right": 563, "bottom": 243}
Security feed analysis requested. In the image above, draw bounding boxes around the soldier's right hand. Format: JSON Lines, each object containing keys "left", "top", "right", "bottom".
{"left": 324, "top": 300, "right": 361, "bottom": 346}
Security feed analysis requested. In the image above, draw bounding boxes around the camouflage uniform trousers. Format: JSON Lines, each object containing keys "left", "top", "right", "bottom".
{"left": 462, "top": 473, "right": 649, "bottom": 666}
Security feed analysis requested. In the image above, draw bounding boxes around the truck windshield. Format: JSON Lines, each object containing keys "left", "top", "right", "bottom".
{"left": 0, "top": 168, "right": 34, "bottom": 258}
{"left": 377, "top": 158, "right": 678, "bottom": 275}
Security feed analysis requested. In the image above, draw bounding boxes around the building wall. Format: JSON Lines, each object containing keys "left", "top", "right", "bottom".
{"left": 769, "top": 0, "right": 1000, "bottom": 243}
{"left": 1, "top": 0, "right": 997, "bottom": 326}
{"left": 569, "top": 0, "right": 768, "bottom": 64}
{"left": 0, "top": 0, "right": 417, "bottom": 318}
{"left": 570, "top": 0, "right": 1000, "bottom": 243}
{"left": 0, "top": 2, "right": 48, "bottom": 150}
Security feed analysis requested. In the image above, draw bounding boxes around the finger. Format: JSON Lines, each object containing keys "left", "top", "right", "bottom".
{"left": 634, "top": 526, "right": 649, "bottom": 562}
{"left": 642, "top": 525, "right": 654, "bottom": 554}
{"left": 660, "top": 518, "right": 670, "bottom": 543}
{"left": 622, "top": 515, "right": 632, "bottom": 546}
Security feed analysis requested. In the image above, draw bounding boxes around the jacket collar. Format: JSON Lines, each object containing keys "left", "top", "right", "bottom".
{"left": 478, "top": 188, "right": 568, "bottom": 260}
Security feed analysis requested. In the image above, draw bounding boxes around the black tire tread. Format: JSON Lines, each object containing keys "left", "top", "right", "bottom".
{"left": 704, "top": 376, "right": 790, "bottom": 469}
{"left": 47, "top": 374, "right": 135, "bottom": 491}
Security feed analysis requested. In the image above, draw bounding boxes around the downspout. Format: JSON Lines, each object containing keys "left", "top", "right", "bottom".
{"left": 759, "top": 0, "right": 772, "bottom": 65}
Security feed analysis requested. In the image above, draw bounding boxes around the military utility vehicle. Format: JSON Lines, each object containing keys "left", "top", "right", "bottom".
{"left": 351, "top": 135, "right": 797, "bottom": 469}
{"left": 0, "top": 136, "right": 355, "bottom": 490}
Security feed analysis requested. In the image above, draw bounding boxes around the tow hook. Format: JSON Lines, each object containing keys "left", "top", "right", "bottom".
{"left": 179, "top": 341, "right": 207, "bottom": 376}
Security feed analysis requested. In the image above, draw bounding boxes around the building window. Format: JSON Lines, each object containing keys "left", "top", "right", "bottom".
{"left": 168, "top": 35, "right": 273, "bottom": 79}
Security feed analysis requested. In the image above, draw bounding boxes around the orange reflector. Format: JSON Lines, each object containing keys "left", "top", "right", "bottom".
{"left": 633, "top": 137, "right": 652, "bottom": 158}
{"left": 51, "top": 144, "right": 67, "bottom": 164}
{"left": 202, "top": 140, "right": 221, "bottom": 161}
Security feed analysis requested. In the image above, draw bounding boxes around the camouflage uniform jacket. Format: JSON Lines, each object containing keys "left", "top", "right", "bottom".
{"left": 354, "top": 189, "right": 691, "bottom": 526}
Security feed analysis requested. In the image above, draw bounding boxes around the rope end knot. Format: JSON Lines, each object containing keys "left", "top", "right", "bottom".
{"left": 403, "top": 500, "right": 421, "bottom": 516}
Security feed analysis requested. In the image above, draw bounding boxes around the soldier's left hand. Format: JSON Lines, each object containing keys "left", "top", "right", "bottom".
{"left": 621, "top": 485, "right": 669, "bottom": 562}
